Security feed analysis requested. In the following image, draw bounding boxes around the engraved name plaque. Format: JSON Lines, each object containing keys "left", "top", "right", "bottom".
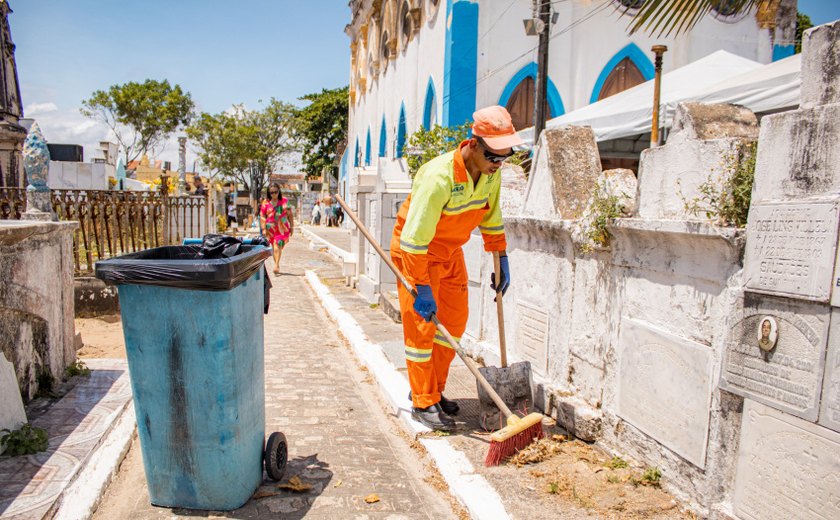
{"left": 819, "top": 311, "right": 840, "bottom": 432}
{"left": 743, "top": 200, "right": 840, "bottom": 302}
{"left": 515, "top": 301, "right": 549, "bottom": 375}
{"left": 617, "top": 318, "right": 713, "bottom": 468}
{"left": 721, "top": 295, "right": 829, "bottom": 421}
{"left": 733, "top": 400, "right": 840, "bottom": 520}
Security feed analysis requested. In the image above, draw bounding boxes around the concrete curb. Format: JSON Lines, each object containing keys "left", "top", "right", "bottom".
{"left": 304, "top": 270, "right": 511, "bottom": 520}
{"left": 300, "top": 226, "right": 354, "bottom": 263}
{"left": 52, "top": 402, "right": 136, "bottom": 520}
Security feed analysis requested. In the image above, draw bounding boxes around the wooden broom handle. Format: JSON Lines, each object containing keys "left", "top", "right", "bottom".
{"left": 335, "top": 194, "right": 515, "bottom": 418}
{"left": 493, "top": 252, "right": 508, "bottom": 368}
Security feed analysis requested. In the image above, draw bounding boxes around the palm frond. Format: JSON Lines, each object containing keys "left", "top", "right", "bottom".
{"left": 627, "top": 0, "right": 765, "bottom": 37}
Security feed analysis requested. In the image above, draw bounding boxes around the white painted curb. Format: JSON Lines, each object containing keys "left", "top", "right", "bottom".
{"left": 301, "top": 226, "right": 355, "bottom": 263}
{"left": 53, "top": 402, "right": 136, "bottom": 520}
{"left": 304, "top": 270, "right": 511, "bottom": 520}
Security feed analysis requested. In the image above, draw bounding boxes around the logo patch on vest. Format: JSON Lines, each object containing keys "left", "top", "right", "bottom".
{"left": 451, "top": 184, "right": 465, "bottom": 194}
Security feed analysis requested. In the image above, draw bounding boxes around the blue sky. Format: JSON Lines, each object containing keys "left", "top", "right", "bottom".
{"left": 11, "top": 0, "right": 840, "bottom": 168}
{"left": 13, "top": 0, "right": 351, "bottom": 166}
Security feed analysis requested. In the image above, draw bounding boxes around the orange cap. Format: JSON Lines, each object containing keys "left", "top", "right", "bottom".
{"left": 471, "top": 105, "right": 524, "bottom": 150}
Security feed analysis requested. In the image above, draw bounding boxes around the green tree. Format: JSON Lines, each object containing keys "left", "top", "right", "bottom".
{"left": 81, "top": 79, "right": 194, "bottom": 163}
{"left": 795, "top": 11, "right": 813, "bottom": 54}
{"left": 187, "top": 99, "right": 297, "bottom": 204}
{"left": 403, "top": 123, "right": 472, "bottom": 178}
{"left": 292, "top": 86, "right": 349, "bottom": 183}
{"left": 627, "top": 1, "right": 768, "bottom": 37}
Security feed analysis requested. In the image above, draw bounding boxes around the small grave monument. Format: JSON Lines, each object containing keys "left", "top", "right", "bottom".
{"left": 21, "top": 121, "right": 53, "bottom": 221}
{"left": 0, "top": 352, "right": 27, "bottom": 455}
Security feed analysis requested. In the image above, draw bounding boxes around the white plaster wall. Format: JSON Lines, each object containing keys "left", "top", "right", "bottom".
{"left": 476, "top": 0, "right": 776, "bottom": 116}
{"left": 349, "top": 0, "right": 447, "bottom": 187}
{"left": 48, "top": 161, "right": 111, "bottom": 190}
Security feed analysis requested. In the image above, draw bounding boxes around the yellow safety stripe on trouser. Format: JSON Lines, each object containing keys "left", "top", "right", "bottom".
{"left": 433, "top": 332, "right": 459, "bottom": 349}
{"left": 405, "top": 345, "right": 433, "bottom": 363}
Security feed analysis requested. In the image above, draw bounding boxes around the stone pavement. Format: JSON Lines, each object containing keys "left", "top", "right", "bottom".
{"left": 91, "top": 237, "right": 456, "bottom": 519}
{"left": 304, "top": 224, "right": 351, "bottom": 252}
{"left": 0, "top": 359, "right": 132, "bottom": 520}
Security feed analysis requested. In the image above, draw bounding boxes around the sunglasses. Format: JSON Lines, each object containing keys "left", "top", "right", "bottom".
{"left": 477, "top": 138, "right": 515, "bottom": 164}
{"left": 269, "top": 190, "right": 279, "bottom": 194}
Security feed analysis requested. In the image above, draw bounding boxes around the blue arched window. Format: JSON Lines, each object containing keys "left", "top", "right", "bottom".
{"left": 498, "top": 62, "right": 564, "bottom": 131}
{"left": 378, "top": 116, "right": 387, "bottom": 157}
{"left": 423, "top": 78, "right": 437, "bottom": 129}
{"left": 396, "top": 103, "right": 407, "bottom": 158}
{"left": 590, "top": 43, "right": 654, "bottom": 104}
{"left": 364, "top": 128, "right": 371, "bottom": 166}
{"left": 354, "top": 137, "right": 360, "bottom": 167}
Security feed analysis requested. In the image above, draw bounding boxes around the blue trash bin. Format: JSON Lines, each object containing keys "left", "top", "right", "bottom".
{"left": 95, "top": 243, "right": 286, "bottom": 510}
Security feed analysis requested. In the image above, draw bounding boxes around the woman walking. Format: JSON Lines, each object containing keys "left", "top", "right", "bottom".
{"left": 259, "top": 182, "right": 294, "bottom": 276}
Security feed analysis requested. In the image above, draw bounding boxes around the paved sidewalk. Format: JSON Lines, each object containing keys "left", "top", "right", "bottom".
{"left": 91, "top": 238, "right": 455, "bottom": 519}
{"left": 304, "top": 225, "right": 351, "bottom": 251}
{"left": 0, "top": 359, "right": 132, "bottom": 520}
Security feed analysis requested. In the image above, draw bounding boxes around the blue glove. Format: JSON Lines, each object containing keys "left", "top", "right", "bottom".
{"left": 491, "top": 255, "right": 510, "bottom": 296}
{"left": 413, "top": 284, "right": 437, "bottom": 322}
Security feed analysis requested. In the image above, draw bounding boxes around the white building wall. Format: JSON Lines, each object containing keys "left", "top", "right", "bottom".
{"left": 48, "top": 161, "right": 112, "bottom": 190}
{"left": 345, "top": 0, "right": 792, "bottom": 299}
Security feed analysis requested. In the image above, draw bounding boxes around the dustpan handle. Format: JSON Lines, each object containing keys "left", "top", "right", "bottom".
{"left": 335, "top": 195, "right": 515, "bottom": 418}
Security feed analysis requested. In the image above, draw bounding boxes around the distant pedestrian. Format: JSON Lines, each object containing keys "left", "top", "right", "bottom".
{"left": 312, "top": 200, "right": 322, "bottom": 225}
{"left": 260, "top": 182, "right": 294, "bottom": 276}
{"left": 331, "top": 200, "right": 340, "bottom": 227}
{"left": 335, "top": 203, "right": 344, "bottom": 226}
{"left": 227, "top": 202, "right": 237, "bottom": 229}
{"left": 193, "top": 176, "right": 206, "bottom": 196}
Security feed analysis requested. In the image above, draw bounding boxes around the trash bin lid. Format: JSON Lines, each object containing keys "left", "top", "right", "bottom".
{"left": 94, "top": 245, "right": 271, "bottom": 291}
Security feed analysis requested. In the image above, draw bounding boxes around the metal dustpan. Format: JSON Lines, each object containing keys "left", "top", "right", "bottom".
{"left": 477, "top": 252, "right": 535, "bottom": 431}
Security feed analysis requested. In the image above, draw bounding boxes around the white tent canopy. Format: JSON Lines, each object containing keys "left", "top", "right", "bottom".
{"left": 520, "top": 50, "right": 800, "bottom": 144}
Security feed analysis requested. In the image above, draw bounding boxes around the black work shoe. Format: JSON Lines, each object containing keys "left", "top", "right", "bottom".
{"left": 411, "top": 404, "right": 456, "bottom": 431}
{"left": 409, "top": 391, "right": 460, "bottom": 416}
{"left": 440, "top": 395, "right": 460, "bottom": 416}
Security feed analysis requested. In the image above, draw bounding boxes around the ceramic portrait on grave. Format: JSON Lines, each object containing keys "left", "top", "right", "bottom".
{"left": 756, "top": 316, "right": 778, "bottom": 352}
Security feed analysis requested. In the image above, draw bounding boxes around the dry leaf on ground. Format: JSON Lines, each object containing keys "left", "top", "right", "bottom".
{"left": 509, "top": 436, "right": 566, "bottom": 466}
{"left": 364, "top": 493, "right": 380, "bottom": 503}
{"left": 253, "top": 490, "right": 278, "bottom": 499}
{"left": 334, "top": 480, "right": 343, "bottom": 488}
{"left": 277, "top": 475, "right": 313, "bottom": 492}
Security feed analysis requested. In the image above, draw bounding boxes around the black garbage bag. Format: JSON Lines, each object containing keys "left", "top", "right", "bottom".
{"left": 199, "top": 234, "right": 243, "bottom": 259}
{"left": 95, "top": 236, "right": 271, "bottom": 292}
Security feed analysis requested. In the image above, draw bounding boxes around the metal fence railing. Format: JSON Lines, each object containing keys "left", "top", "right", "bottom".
{"left": 1, "top": 187, "right": 209, "bottom": 275}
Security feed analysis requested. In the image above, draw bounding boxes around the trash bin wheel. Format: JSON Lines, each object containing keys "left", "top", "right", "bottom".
{"left": 264, "top": 432, "right": 288, "bottom": 481}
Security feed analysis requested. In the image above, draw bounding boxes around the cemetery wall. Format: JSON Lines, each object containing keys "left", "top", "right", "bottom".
{"left": 460, "top": 21, "right": 840, "bottom": 518}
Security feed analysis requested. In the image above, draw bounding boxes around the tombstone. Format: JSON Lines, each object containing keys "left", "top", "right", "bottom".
{"left": 637, "top": 102, "right": 758, "bottom": 220}
{"left": 819, "top": 310, "right": 840, "bottom": 432}
{"left": 520, "top": 126, "right": 601, "bottom": 220}
{"left": 720, "top": 294, "right": 830, "bottom": 421}
{"left": 732, "top": 400, "right": 840, "bottom": 520}
{"left": 0, "top": 352, "right": 27, "bottom": 455}
{"left": 616, "top": 318, "right": 714, "bottom": 468}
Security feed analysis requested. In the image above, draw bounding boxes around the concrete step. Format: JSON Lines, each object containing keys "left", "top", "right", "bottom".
{"left": 0, "top": 359, "right": 134, "bottom": 520}
{"left": 379, "top": 290, "right": 402, "bottom": 324}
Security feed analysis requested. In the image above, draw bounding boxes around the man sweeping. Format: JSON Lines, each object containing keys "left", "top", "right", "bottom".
{"left": 391, "top": 105, "right": 523, "bottom": 431}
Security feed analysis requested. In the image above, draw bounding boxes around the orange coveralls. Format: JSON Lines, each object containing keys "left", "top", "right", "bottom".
{"left": 391, "top": 141, "right": 507, "bottom": 409}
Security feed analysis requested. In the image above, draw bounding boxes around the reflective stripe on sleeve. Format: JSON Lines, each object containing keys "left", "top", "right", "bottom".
{"left": 479, "top": 223, "right": 505, "bottom": 233}
{"left": 399, "top": 239, "right": 429, "bottom": 253}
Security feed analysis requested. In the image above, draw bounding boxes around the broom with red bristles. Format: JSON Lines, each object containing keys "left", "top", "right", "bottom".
{"left": 335, "top": 195, "right": 545, "bottom": 466}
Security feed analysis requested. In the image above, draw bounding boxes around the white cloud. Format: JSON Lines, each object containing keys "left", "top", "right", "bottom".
{"left": 25, "top": 102, "right": 58, "bottom": 115}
